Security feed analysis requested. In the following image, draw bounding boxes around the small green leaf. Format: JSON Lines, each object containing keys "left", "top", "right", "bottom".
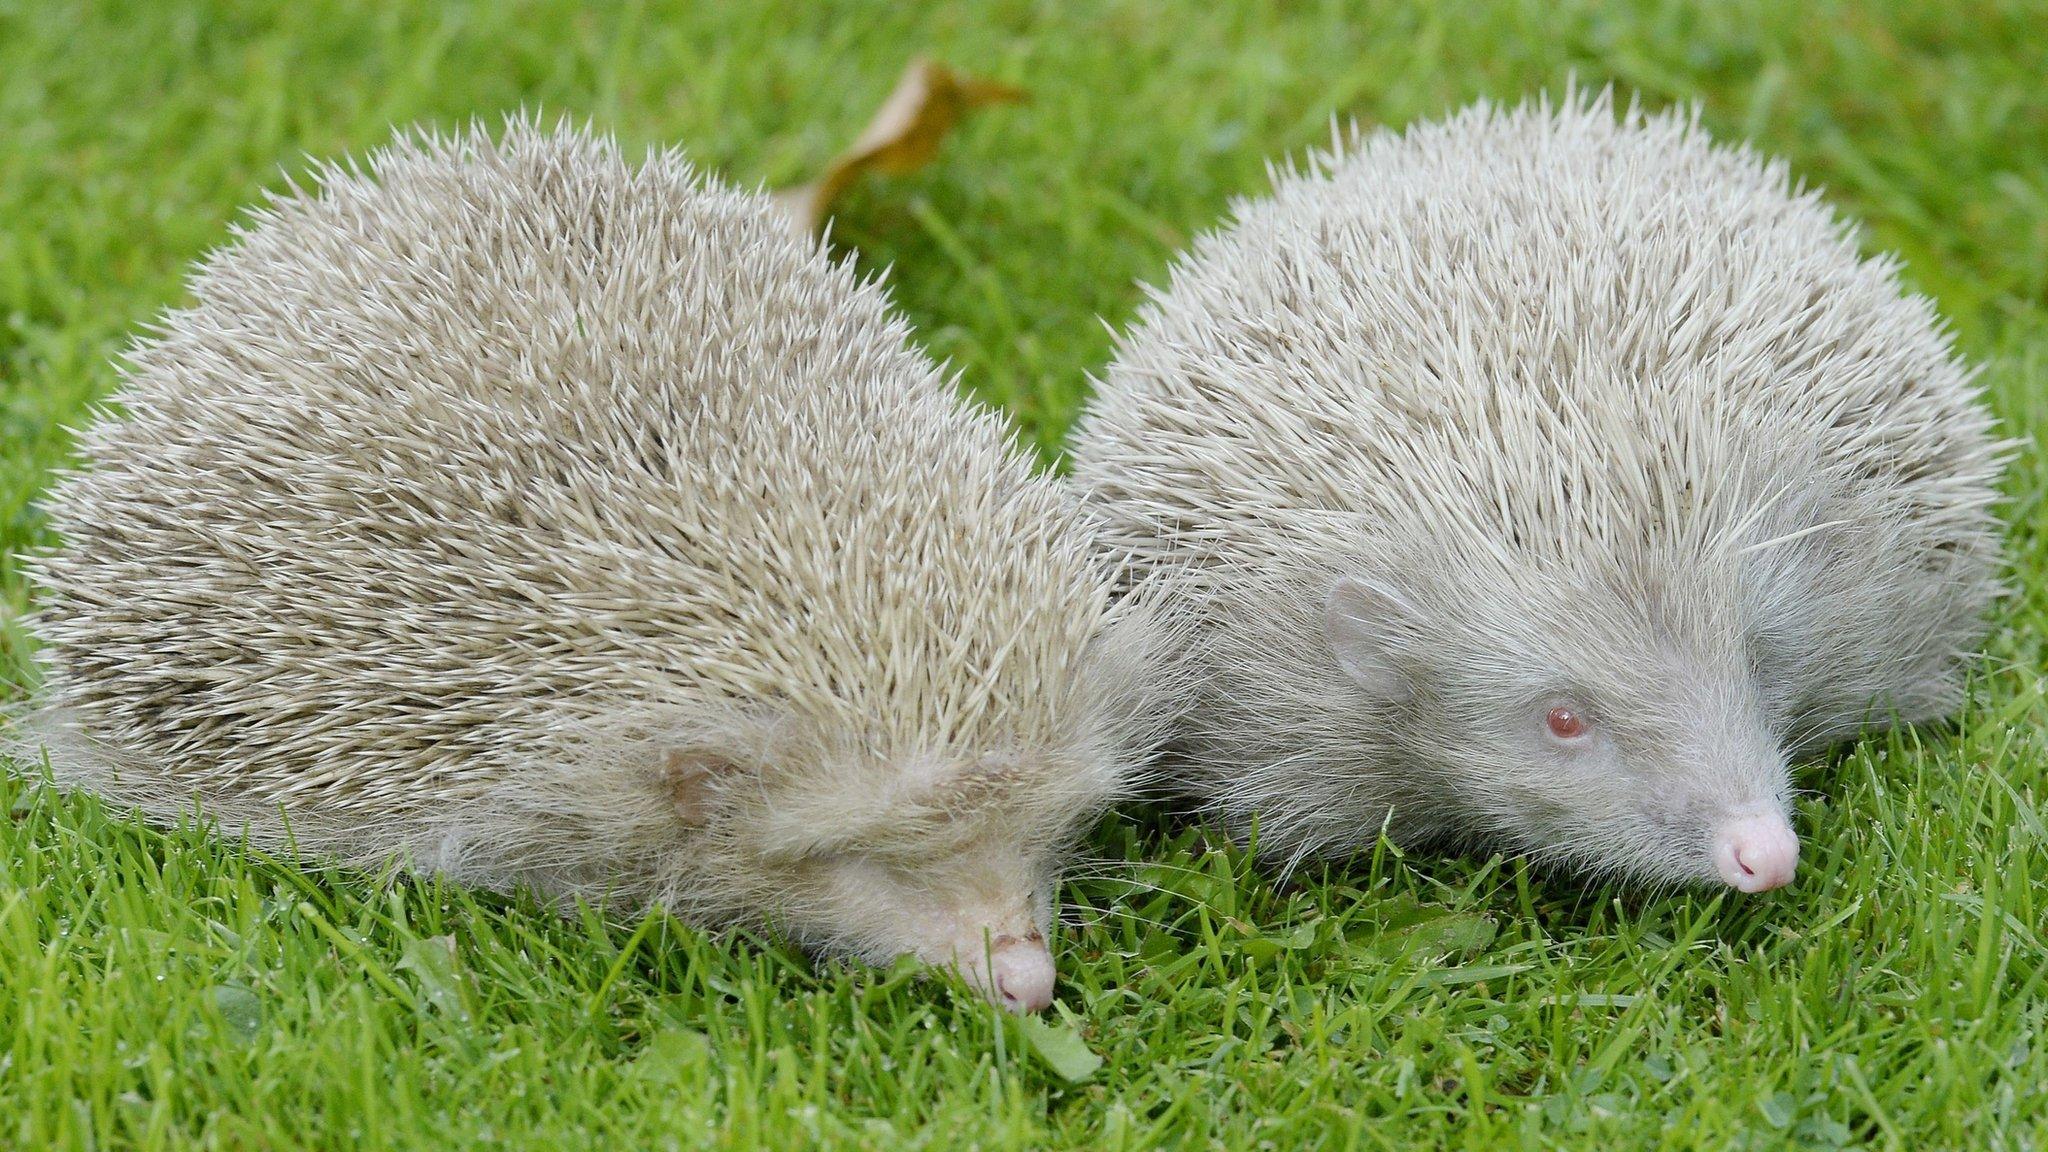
{"left": 1349, "top": 904, "right": 1498, "bottom": 964}
{"left": 1018, "top": 1014, "right": 1103, "bottom": 1083}
{"left": 1278, "top": 921, "right": 1318, "bottom": 949}
{"left": 1405, "top": 912, "right": 1497, "bottom": 956}
{"left": 626, "top": 1028, "right": 712, "bottom": 1081}
{"left": 395, "top": 934, "right": 469, "bottom": 1019}
{"left": 210, "top": 985, "right": 263, "bottom": 1043}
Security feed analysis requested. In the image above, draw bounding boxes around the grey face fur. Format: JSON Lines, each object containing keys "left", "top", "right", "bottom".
{"left": 1071, "top": 93, "right": 2004, "bottom": 887}
{"left": 1322, "top": 549, "right": 1794, "bottom": 884}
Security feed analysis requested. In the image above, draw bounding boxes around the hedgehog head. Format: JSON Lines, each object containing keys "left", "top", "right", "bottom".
{"left": 1304, "top": 384, "right": 2001, "bottom": 891}
{"left": 1322, "top": 538, "right": 1798, "bottom": 891}
{"left": 602, "top": 601, "right": 1174, "bottom": 1012}
{"left": 695, "top": 736, "right": 1091, "bottom": 1013}
{"left": 743, "top": 752, "right": 1074, "bottom": 1013}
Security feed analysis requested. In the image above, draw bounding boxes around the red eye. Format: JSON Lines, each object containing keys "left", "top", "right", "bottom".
{"left": 1545, "top": 706, "right": 1589, "bottom": 741}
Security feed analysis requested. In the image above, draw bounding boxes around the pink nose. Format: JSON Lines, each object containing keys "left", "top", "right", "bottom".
{"left": 986, "top": 936, "right": 1055, "bottom": 1013}
{"left": 1711, "top": 811, "right": 1799, "bottom": 893}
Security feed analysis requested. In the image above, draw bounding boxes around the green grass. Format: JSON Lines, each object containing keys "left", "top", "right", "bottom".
{"left": 3, "top": 0, "right": 2046, "bottom": 1147}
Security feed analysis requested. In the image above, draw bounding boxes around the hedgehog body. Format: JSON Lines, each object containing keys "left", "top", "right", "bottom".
{"left": 1069, "top": 93, "right": 2005, "bottom": 887}
{"left": 25, "top": 122, "right": 1170, "bottom": 1010}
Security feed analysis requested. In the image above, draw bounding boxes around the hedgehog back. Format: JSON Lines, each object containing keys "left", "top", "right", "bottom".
{"left": 1074, "top": 96, "right": 2001, "bottom": 594}
{"left": 31, "top": 123, "right": 1111, "bottom": 827}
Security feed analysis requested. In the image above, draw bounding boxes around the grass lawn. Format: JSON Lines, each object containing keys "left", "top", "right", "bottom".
{"left": 3, "top": 1, "right": 2046, "bottom": 1147}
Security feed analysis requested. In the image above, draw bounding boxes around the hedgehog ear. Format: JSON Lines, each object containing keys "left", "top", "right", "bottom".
{"left": 1323, "top": 575, "right": 1415, "bottom": 698}
{"left": 645, "top": 702, "right": 793, "bottom": 824}
{"left": 656, "top": 746, "right": 749, "bottom": 825}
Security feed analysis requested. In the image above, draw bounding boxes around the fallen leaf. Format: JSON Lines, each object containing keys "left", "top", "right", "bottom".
{"left": 210, "top": 985, "right": 264, "bottom": 1044}
{"left": 625, "top": 1027, "right": 713, "bottom": 1082}
{"left": 1017, "top": 1012, "right": 1103, "bottom": 1083}
{"left": 395, "top": 933, "right": 470, "bottom": 1019}
{"left": 775, "top": 56, "right": 1025, "bottom": 235}
{"left": 1235, "top": 918, "right": 1321, "bottom": 962}
{"left": 1345, "top": 897, "right": 1499, "bottom": 965}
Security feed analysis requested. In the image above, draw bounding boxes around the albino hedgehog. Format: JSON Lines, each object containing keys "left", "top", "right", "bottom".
{"left": 1070, "top": 92, "right": 2005, "bottom": 890}
{"left": 20, "top": 120, "right": 1176, "bottom": 1011}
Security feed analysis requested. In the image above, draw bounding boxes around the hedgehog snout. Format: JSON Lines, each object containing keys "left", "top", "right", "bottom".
{"left": 947, "top": 930, "right": 1055, "bottom": 1014}
{"left": 922, "top": 870, "right": 1057, "bottom": 1012}
{"left": 1709, "top": 808, "right": 1799, "bottom": 893}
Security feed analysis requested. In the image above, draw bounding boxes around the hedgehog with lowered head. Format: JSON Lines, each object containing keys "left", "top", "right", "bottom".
{"left": 1070, "top": 92, "right": 2005, "bottom": 890}
{"left": 20, "top": 120, "right": 1178, "bottom": 1012}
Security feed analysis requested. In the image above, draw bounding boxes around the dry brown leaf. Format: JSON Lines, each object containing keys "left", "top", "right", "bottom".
{"left": 774, "top": 57, "right": 1026, "bottom": 236}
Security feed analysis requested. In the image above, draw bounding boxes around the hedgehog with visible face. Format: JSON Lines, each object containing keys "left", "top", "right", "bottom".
{"left": 1070, "top": 92, "right": 2005, "bottom": 890}
{"left": 21, "top": 121, "right": 1176, "bottom": 1011}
